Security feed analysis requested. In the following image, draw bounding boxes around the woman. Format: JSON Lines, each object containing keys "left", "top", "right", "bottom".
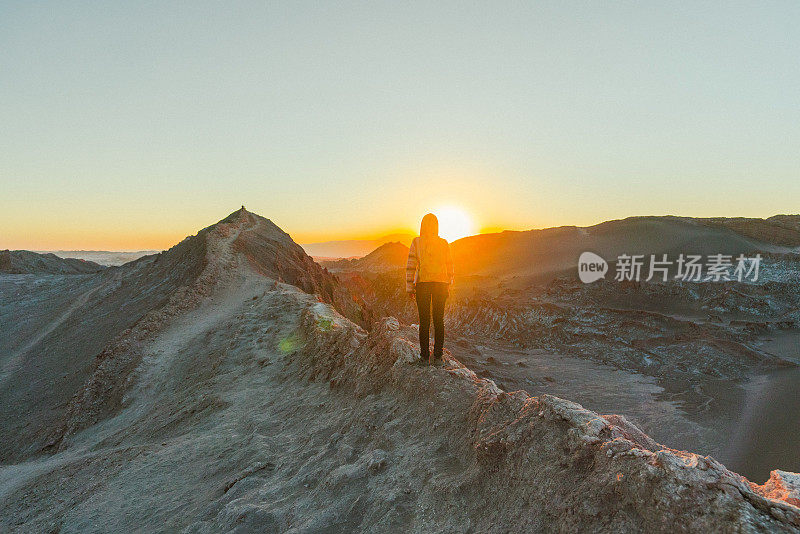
{"left": 406, "top": 213, "right": 454, "bottom": 365}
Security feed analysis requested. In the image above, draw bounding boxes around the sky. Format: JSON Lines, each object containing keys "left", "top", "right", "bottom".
{"left": 1, "top": 1, "right": 799, "bottom": 250}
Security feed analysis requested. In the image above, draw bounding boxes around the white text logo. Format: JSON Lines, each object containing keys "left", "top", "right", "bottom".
{"left": 578, "top": 251, "right": 608, "bottom": 283}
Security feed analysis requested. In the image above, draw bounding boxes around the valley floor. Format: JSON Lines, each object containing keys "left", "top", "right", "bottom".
{"left": 450, "top": 337, "right": 800, "bottom": 482}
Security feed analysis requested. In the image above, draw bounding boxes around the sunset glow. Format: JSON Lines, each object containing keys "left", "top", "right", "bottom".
{"left": 433, "top": 206, "right": 476, "bottom": 243}
{"left": 1, "top": 3, "right": 798, "bottom": 252}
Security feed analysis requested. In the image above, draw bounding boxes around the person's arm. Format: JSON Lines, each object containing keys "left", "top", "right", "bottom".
{"left": 406, "top": 238, "right": 419, "bottom": 294}
{"left": 446, "top": 241, "right": 454, "bottom": 286}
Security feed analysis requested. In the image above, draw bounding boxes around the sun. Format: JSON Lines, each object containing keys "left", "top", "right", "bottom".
{"left": 433, "top": 206, "right": 475, "bottom": 242}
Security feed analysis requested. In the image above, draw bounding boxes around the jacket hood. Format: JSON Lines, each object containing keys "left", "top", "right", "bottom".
{"left": 420, "top": 213, "right": 439, "bottom": 238}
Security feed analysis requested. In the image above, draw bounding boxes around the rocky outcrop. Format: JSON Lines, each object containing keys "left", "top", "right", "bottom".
{"left": 294, "top": 305, "right": 800, "bottom": 532}
{"left": 0, "top": 230, "right": 208, "bottom": 462}
{"left": 756, "top": 471, "right": 800, "bottom": 509}
{"left": 42, "top": 210, "right": 232, "bottom": 452}
{"left": 231, "top": 209, "right": 365, "bottom": 325}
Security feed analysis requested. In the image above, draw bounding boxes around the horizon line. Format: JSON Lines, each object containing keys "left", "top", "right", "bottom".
{"left": 4, "top": 210, "right": 800, "bottom": 252}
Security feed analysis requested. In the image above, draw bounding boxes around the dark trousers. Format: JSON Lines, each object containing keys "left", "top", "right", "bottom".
{"left": 415, "top": 281, "right": 448, "bottom": 360}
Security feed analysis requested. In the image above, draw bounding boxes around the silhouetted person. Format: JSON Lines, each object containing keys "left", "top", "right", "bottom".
{"left": 406, "top": 213, "right": 454, "bottom": 365}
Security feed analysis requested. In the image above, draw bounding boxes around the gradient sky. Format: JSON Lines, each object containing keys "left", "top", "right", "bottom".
{"left": 2, "top": 1, "right": 799, "bottom": 250}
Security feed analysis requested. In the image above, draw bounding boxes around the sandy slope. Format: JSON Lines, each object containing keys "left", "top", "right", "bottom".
{"left": 451, "top": 215, "right": 796, "bottom": 286}
{"left": 1, "top": 210, "right": 799, "bottom": 532}
{"left": 0, "top": 227, "right": 207, "bottom": 462}
{"left": 0, "top": 250, "right": 105, "bottom": 274}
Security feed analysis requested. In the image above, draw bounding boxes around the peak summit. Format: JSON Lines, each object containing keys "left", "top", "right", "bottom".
{"left": 195, "top": 208, "right": 365, "bottom": 324}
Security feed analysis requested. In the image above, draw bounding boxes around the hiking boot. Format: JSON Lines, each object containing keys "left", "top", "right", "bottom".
{"left": 431, "top": 357, "right": 444, "bottom": 367}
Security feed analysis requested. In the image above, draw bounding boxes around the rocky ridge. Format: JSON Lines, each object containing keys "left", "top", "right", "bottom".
{"left": 0, "top": 250, "right": 105, "bottom": 274}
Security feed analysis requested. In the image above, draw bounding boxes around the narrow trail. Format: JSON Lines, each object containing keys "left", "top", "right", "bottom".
{"left": 104, "top": 211, "right": 267, "bottom": 427}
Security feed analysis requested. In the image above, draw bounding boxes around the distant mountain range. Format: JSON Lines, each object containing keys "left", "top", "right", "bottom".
{"left": 321, "top": 241, "right": 410, "bottom": 272}
{"left": 324, "top": 215, "right": 800, "bottom": 286}
{"left": 300, "top": 233, "right": 413, "bottom": 259}
{"left": 36, "top": 250, "right": 160, "bottom": 266}
{"left": 0, "top": 250, "right": 105, "bottom": 274}
{"left": 449, "top": 214, "right": 800, "bottom": 286}
{"left": 11, "top": 214, "right": 800, "bottom": 277}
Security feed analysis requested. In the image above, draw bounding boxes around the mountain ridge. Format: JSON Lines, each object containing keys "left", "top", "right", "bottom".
{"left": 317, "top": 214, "right": 800, "bottom": 284}
{"left": 41, "top": 208, "right": 365, "bottom": 454}
{"left": 0, "top": 250, "right": 105, "bottom": 274}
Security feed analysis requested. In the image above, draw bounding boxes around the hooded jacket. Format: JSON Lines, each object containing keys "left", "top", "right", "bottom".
{"left": 406, "top": 214, "right": 454, "bottom": 292}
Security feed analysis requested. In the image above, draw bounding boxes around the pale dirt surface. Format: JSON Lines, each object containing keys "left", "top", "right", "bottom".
{"left": 1, "top": 210, "right": 799, "bottom": 532}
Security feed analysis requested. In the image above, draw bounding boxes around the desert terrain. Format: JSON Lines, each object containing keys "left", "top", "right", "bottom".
{"left": 1, "top": 209, "right": 799, "bottom": 532}
{"left": 326, "top": 216, "right": 800, "bottom": 482}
